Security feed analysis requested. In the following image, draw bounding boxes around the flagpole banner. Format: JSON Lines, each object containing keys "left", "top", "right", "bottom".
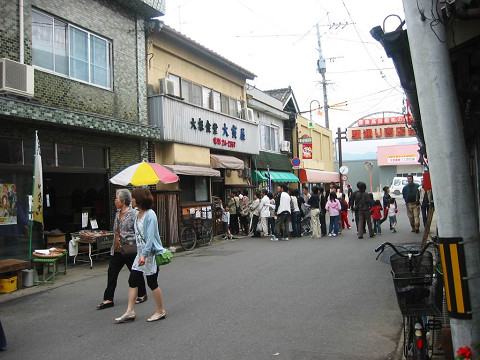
{"left": 0, "top": 184, "right": 17, "bottom": 225}
{"left": 33, "top": 133, "right": 43, "bottom": 224}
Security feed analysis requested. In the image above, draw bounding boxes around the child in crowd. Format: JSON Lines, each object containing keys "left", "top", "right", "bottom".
{"left": 219, "top": 200, "right": 232, "bottom": 240}
{"left": 340, "top": 193, "right": 351, "bottom": 231}
{"left": 370, "top": 199, "right": 383, "bottom": 235}
{"left": 325, "top": 191, "right": 341, "bottom": 237}
{"left": 388, "top": 198, "right": 398, "bottom": 233}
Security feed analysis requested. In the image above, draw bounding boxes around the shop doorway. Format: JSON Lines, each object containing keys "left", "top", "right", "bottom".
{"left": 43, "top": 172, "right": 109, "bottom": 234}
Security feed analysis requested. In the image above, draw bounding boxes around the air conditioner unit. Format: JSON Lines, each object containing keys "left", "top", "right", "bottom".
{"left": 159, "top": 78, "right": 175, "bottom": 95}
{"left": 241, "top": 107, "right": 255, "bottom": 122}
{"left": 0, "top": 58, "right": 34, "bottom": 97}
{"left": 281, "top": 140, "right": 291, "bottom": 152}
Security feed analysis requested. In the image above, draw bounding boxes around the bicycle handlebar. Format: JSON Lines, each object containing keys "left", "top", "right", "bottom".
{"left": 375, "top": 241, "right": 437, "bottom": 260}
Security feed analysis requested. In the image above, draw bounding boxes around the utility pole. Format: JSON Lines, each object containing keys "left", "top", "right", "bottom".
{"left": 403, "top": 0, "right": 480, "bottom": 350}
{"left": 316, "top": 23, "right": 329, "bottom": 129}
{"left": 337, "top": 127, "right": 347, "bottom": 190}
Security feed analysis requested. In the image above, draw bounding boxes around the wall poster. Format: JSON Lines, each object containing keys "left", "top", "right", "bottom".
{"left": 0, "top": 184, "right": 17, "bottom": 225}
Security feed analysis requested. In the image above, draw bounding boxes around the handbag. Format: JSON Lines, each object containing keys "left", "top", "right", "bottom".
{"left": 120, "top": 240, "right": 137, "bottom": 255}
{"left": 136, "top": 217, "right": 172, "bottom": 266}
{"left": 117, "top": 213, "right": 137, "bottom": 255}
{"left": 155, "top": 249, "right": 172, "bottom": 266}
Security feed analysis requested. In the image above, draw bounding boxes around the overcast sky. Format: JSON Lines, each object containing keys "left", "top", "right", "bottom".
{"left": 161, "top": 0, "right": 416, "bottom": 155}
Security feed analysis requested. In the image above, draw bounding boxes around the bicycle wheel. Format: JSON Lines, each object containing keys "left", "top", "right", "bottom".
{"left": 180, "top": 227, "right": 197, "bottom": 251}
{"left": 202, "top": 226, "right": 213, "bottom": 245}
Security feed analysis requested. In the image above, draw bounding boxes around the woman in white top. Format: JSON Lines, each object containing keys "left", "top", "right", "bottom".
{"left": 259, "top": 189, "right": 274, "bottom": 237}
{"left": 249, "top": 192, "right": 261, "bottom": 237}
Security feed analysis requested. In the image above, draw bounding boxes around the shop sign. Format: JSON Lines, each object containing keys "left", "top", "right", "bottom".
{"left": 357, "top": 116, "right": 406, "bottom": 127}
{"left": 298, "top": 136, "right": 313, "bottom": 144}
{"left": 387, "top": 154, "right": 418, "bottom": 163}
{"left": 347, "top": 124, "right": 416, "bottom": 141}
{"left": 190, "top": 118, "right": 246, "bottom": 149}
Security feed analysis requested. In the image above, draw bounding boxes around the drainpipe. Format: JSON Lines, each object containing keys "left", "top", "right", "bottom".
{"left": 19, "top": 0, "right": 24, "bottom": 63}
{"left": 403, "top": 0, "right": 480, "bottom": 351}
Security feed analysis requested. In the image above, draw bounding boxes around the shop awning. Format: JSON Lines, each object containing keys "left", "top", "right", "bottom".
{"left": 299, "top": 169, "right": 340, "bottom": 183}
{"left": 269, "top": 171, "right": 299, "bottom": 182}
{"left": 164, "top": 165, "right": 220, "bottom": 177}
{"left": 252, "top": 170, "right": 267, "bottom": 182}
{"left": 253, "top": 170, "right": 299, "bottom": 183}
{"left": 210, "top": 154, "right": 244, "bottom": 169}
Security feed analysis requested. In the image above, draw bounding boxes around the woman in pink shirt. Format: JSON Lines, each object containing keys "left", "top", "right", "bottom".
{"left": 325, "top": 192, "right": 342, "bottom": 236}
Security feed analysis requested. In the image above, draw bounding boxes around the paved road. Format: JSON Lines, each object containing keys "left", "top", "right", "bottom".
{"left": 0, "top": 205, "right": 426, "bottom": 360}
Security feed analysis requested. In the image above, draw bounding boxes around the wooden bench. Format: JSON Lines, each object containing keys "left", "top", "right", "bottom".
{"left": 0, "top": 259, "right": 30, "bottom": 290}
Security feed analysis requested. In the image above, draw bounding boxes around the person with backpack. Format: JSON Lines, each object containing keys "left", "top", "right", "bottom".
{"left": 354, "top": 182, "right": 375, "bottom": 239}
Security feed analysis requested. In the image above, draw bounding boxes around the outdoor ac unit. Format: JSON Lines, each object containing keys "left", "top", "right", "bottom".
{"left": 0, "top": 58, "right": 34, "bottom": 97}
{"left": 241, "top": 107, "right": 255, "bottom": 122}
{"left": 159, "top": 78, "right": 175, "bottom": 95}
{"left": 281, "top": 140, "right": 291, "bottom": 152}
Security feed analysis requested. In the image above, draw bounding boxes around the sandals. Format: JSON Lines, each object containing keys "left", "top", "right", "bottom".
{"left": 114, "top": 312, "right": 136, "bottom": 323}
{"left": 135, "top": 295, "right": 148, "bottom": 304}
{"left": 147, "top": 310, "right": 166, "bottom": 322}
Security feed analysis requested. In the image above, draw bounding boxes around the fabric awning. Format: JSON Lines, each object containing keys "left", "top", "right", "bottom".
{"left": 164, "top": 164, "right": 220, "bottom": 177}
{"left": 253, "top": 170, "right": 299, "bottom": 183}
{"left": 210, "top": 154, "right": 244, "bottom": 169}
{"left": 269, "top": 171, "right": 299, "bottom": 182}
{"left": 299, "top": 169, "right": 340, "bottom": 183}
{"left": 252, "top": 170, "right": 267, "bottom": 182}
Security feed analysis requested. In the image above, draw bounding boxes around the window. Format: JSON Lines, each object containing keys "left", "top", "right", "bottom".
{"left": 168, "top": 74, "right": 181, "bottom": 97}
{"left": 181, "top": 79, "right": 192, "bottom": 102}
{"left": 202, "top": 87, "right": 212, "bottom": 109}
{"left": 179, "top": 176, "right": 209, "bottom": 202}
{"left": 57, "top": 144, "right": 83, "bottom": 167}
{"left": 32, "top": 9, "right": 112, "bottom": 88}
{"left": 260, "top": 124, "right": 280, "bottom": 152}
{"left": 221, "top": 94, "right": 229, "bottom": 115}
{"left": 192, "top": 84, "right": 202, "bottom": 106}
{"left": 212, "top": 91, "right": 221, "bottom": 112}
{"left": 83, "top": 146, "right": 106, "bottom": 168}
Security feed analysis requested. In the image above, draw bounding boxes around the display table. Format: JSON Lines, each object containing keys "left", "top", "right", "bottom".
{"left": 0, "top": 259, "right": 30, "bottom": 289}
{"left": 71, "top": 231, "right": 114, "bottom": 269}
{"left": 32, "top": 250, "right": 67, "bottom": 285}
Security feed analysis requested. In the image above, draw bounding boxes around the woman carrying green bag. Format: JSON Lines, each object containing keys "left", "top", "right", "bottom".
{"left": 115, "top": 188, "right": 167, "bottom": 324}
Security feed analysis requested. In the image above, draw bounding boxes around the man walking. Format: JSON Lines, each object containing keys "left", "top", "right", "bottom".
{"left": 402, "top": 175, "right": 420, "bottom": 233}
{"left": 273, "top": 184, "right": 291, "bottom": 241}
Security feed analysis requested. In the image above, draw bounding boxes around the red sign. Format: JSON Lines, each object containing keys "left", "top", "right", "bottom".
{"left": 213, "top": 137, "right": 236, "bottom": 148}
{"left": 302, "top": 143, "right": 313, "bottom": 160}
{"left": 347, "top": 124, "right": 416, "bottom": 141}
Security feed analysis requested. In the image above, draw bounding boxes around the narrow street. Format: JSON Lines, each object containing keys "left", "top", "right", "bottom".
{"left": 0, "top": 206, "right": 424, "bottom": 360}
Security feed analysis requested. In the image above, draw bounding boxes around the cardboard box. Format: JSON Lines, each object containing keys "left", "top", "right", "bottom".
{"left": 46, "top": 234, "right": 66, "bottom": 245}
{"left": 0, "top": 276, "right": 17, "bottom": 293}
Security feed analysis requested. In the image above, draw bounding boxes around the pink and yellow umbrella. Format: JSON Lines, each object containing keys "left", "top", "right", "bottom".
{"left": 110, "top": 161, "right": 178, "bottom": 186}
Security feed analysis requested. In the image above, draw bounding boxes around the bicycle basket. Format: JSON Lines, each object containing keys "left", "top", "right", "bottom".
{"left": 390, "top": 251, "right": 434, "bottom": 287}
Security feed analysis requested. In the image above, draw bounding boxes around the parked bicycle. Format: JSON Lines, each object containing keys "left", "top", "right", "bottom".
{"left": 180, "top": 213, "right": 213, "bottom": 251}
{"left": 375, "top": 241, "right": 443, "bottom": 360}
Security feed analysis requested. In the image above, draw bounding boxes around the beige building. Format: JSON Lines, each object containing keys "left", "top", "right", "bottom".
{"left": 295, "top": 115, "right": 338, "bottom": 185}
{"left": 146, "top": 22, "right": 256, "bottom": 237}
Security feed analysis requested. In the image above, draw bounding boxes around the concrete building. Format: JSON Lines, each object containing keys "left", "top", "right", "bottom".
{"left": 0, "top": 0, "right": 165, "bottom": 260}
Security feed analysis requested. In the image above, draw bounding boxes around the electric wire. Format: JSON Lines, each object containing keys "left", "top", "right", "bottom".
{"left": 341, "top": 0, "right": 403, "bottom": 94}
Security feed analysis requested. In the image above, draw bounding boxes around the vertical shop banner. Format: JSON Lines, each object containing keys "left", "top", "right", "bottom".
{"left": 0, "top": 184, "right": 17, "bottom": 225}
{"left": 33, "top": 132, "right": 43, "bottom": 224}
{"left": 302, "top": 142, "right": 313, "bottom": 160}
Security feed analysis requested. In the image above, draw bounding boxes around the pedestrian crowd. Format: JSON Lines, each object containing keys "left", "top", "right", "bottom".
{"left": 217, "top": 174, "right": 433, "bottom": 242}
